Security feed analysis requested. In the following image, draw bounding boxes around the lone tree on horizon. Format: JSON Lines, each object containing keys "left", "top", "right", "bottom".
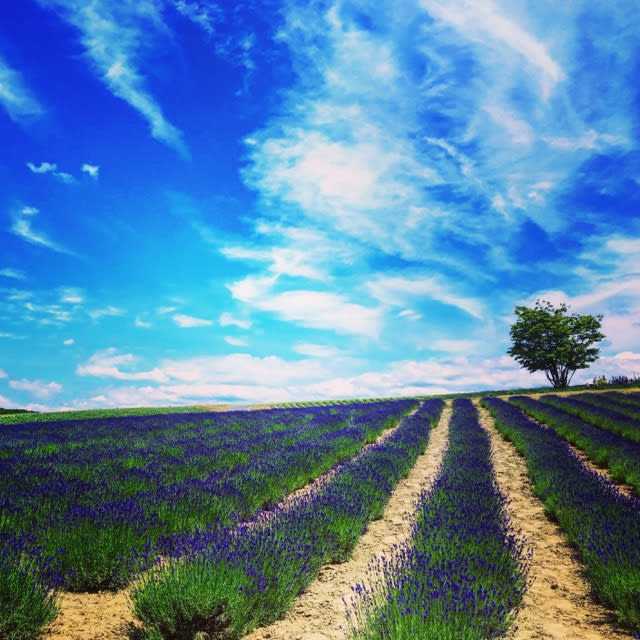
{"left": 508, "top": 299, "right": 605, "bottom": 389}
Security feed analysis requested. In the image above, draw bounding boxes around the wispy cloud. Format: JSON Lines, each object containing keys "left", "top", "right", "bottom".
{"left": 88, "top": 306, "right": 126, "bottom": 320}
{"left": 63, "top": 338, "right": 74, "bottom": 345}
{"left": 81, "top": 163, "right": 100, "bottom": 178}
{"left": 0, "top": 395, "right": 13, "bottom": 407}
{"left": 76, "top": 348, "right": 167, "bottom": 382}
{"left": 241, "top": 0, "right": 637, "bottom": 276}
{"left": 172, "top": 313, "right": 213, "bottom": 328}
{"left": 219, "top": 312, "right": 250, "bottom": 329}
{"left": 368, "top": 274, "right": 484, "bottom": 320}
{"left": 9, "top": 206, "right": 76, "bottom": 255}
{"left": 26, "top": 161, "right": 56, "bottom": 174}
{"left": 9, "top": 378, "right": 62, "bottom": 399}
{"left": 224, "top": 336, "right": 247, "bottom": 347}
{"left": 0, "top": 55, "right": 44, "bottom": 123}
{"left": 38, "top": 0, "right": 188, "bottom": 157}
{"left": 228, "top": 276, "right": 383, "bottom": 338}
{"left": 27, "top": 161, "right": 78, "bottom": 183}
{"left": 173, "top": 0, "right": 221, "bottom": 36}
{"left": 59, "top": 287, "right": 84, "bottom": 304}
{"left": 0, "top": 268, "right": 26, "bottom": 280}
{"left": 292, "top": 343, "right": 342, "bottom": 358}
{"left": 135, "top": 315, "right": 152, "bottom": 328}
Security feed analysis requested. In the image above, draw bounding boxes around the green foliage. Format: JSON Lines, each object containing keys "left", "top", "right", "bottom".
{"left": 508, "top": 300, "right": 605, "bottom": 388}
{"left": 0, "top": 557, "right": 58, "bottom": 640}
{"left": 131, "top": 559, "right": 254, "bottom": 640}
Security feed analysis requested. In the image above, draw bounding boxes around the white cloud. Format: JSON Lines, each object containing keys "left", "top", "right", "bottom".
{"left": 397, "top": 309, "right": 422, "bottom": 321}
{"left": 173, "top": 0, "right": 221, "bottom": 36}
{"left": 0, "top": 55, "right": 44, "bottom": 123}
{"left": 420, "top": 0, "right": 564, "bottom": 97}
{"left": 10, "top": 206, "right": 76, "bottom": 255}
{"left": 27, "top": 161, "right": 76, "bottom": 183}
{"left": 76, "top": 348, "right": 167, "bottom": 382}
{"left": 59, "top": 287, "right": 84, "bottom": 304}
{"left": 484, "top": 103, "right": 535, "bottom": 146}
{"left": 292, "top": 343, "right": 342, "bottom": 358}
{"left": 0, "top": 268, "right": 26, "bottom": 280}
{"left": 157, "top": 305, "right": 177, "bottom": 315}
{"left": 39, "top": 0, "right": 188, "bottom": 156}
{"left": 81, "top": 163, "right": 100, "bottom": 178}
{"left": 63, "top": 338, "right": 74, "bottom": 345}
{"left": 224, "top": 336, "right": 247, "bottom": 347}
{"left": 172, "top": 313, "right": 213, "bottom": 328}
{"left": 368, "top": 274, "right": 484, "bottom": 320}
{"left": 54, "top": 171, "right": 75, "bottom": 184}
{"left": 0, "top": 369, "right": 7, "bottom": 379}
{"left": 135, "top": 315, "right": 152, "bottom": 328}
{"left": 543, "top": 129, "right": 628, "bottom": 152}
{"left": 27, "top": 161, "right": 57, "bottom": 174}
{"left": 88, "top": 306, "right": 126, "bottom": 320}
{"left": 228, "top": 276, "right": 383, "bottom": 338}
{"left": 219, "top": 312, "right": 251, "bottom": 329}
{"left": 9, "top": 378, "right": 63, "bottom": 399}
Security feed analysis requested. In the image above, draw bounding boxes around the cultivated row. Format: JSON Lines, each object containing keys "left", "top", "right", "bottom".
{"left": 130, "top": 400, "right": 445, "bottom": 639}
{"left": 510, "top": 395, "right": 640, "bottom": 492}
{"left": 1, "top": 400, "right": 416, "bottom": 639}
{"left": 482, "top": 397, "right": 640, "bottom": 630}
{"left": 348, "top": 398, "right": 528, "bottom": 640}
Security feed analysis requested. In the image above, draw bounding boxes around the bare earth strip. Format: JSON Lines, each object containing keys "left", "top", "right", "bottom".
{"left": 42, "top": 405, "right": 425, "bottom": 640}
{"left": 476, "top": 400, "right": 633, "bottom": 640}
{"left": 44, "top": 591, "right": 137, "bottom": 640}
{"left": 244, "top": 401, "right": 452, "bottom": 640}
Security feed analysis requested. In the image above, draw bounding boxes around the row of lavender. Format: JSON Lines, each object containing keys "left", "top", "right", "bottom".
{"left": 1, "top": 400, "right": 417, "bottom": 639}
{"left": 348, "top": 398, "right": 529, "bottom": 640}
{"left": 540, "top": 391, "right": 640, "bottom": 440}
{"left": 130, "top": 400, "right": 445, "bottom": 639}
{"left": 510, "top": 394, "right": 640, "bottom": 492}
{"left": 482, "top": 397, "right": 640, "bottom": 630}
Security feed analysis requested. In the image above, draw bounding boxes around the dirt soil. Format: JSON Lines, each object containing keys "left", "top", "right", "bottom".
{"left": 476, "top": 400, "right": 634, "bottom": 640}
{"left": 43, "top": 590, "right": 139, "bottom": 640}
{"left": 243, "top": 402, "right": 452, "bottom": 640}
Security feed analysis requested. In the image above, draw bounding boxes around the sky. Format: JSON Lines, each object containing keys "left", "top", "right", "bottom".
{"left": 1, "top": 0, "right": 639, "bottom": 410}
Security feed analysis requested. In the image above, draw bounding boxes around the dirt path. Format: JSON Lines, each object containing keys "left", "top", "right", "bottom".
{"left": 43, "top": 591, "right": 138, "bottom": 640}
{"left": 244, "top": 402, "right": 451, "bottom": 640}
{"left": 41, "top": 407, "right": 422, "bottom": 640}
{"left": 475, "top": 401, "right": 633, "bottom": 640}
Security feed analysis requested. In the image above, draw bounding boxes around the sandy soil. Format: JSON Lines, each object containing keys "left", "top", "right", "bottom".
{"left": 43, "top": 591, "right": 139, "bottom": 640}
{"left": 243, "top": 402, "right": 452, "bottom": 640}
{"left": 475, "top": 400, "right": 634, "bottom": 640}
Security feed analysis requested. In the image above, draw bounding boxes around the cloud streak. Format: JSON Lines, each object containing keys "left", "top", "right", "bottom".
{"left": 9, "top": 206, "right": 76, "bottom": 255}
{"left": 0, "top": 55, "right": 44, "bottom": 123}
{"left": 38, "top": 0, "right": 189, "bottom": 156}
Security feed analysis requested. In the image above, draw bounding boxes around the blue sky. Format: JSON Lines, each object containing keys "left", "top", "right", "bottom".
{"left": 1, "top": 0, "right": 639, "bottom": 409}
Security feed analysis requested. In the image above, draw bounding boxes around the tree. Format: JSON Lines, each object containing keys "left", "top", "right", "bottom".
{"left": 507, "top": 300, "right": 605, "bottom": 389}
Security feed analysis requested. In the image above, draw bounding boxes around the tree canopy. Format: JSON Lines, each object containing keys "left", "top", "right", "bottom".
{"left": 507, "top": 300, "right": 605, "bottom": 389}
